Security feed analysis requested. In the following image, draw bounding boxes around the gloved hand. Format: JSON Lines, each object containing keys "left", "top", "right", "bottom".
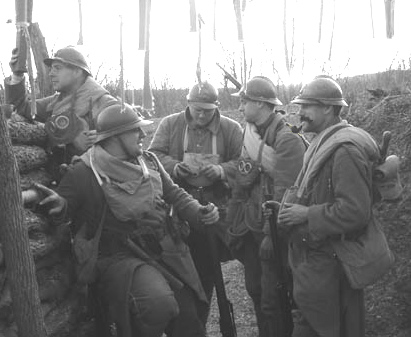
{"left": 72, "top": 130, "right": 97, "bottom": 154}
{"left": 9, "top": 48, "right": 27, "bottom": 76}
{"left": 173, "top": 162, "right": 194, "bottom": 180}
{"left": 259, "top": 235, "right": 274, "bottom": 260}
{"left": 199, "top": 164, "right": 222, "bottom": 181}
{"left": 198, "top": 203, "right": 219, "bottom": 225}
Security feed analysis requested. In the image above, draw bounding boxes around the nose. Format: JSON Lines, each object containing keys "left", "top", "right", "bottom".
{"left": 139, "top": 129, "right": 147, "bottom": 139}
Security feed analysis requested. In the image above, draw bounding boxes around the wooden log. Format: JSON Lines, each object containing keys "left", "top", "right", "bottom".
{"left": 20, "top": 169, "right": 52, "bottom": 191}
{"left": 23, "top": 209, "right": 49, "bottom": 234}
{"left": 7, "top": 119, "right": 47, "bottom": 146}
{"left": 13, "top": 145, "right": 48, "bottom": 173}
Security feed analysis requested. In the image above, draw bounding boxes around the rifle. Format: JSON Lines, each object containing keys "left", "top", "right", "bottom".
{"left": 264, "top": 201, "right": 293, "bottom": 337}
{"left": 216, "top": 63, "right": 242, "bottom": 90}
{"left": 198, "top": 187, "right": 237, "bottom": 337}
{"left": 125, "top": 237, "right": 184, "bottom": 291}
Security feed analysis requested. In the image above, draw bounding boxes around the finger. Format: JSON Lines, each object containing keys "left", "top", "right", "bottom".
{"left": 33, "top": 183, "right": 54, "bottom": 196}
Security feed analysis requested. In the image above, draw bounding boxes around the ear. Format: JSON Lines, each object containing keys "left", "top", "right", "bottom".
{"left": 323, "top": 105, "right": 334, "bottom": 115}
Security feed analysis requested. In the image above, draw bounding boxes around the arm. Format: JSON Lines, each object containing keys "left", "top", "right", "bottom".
{"left": 218, "top": 119, "right": 243, "bottom": 187}
{"left": 4, "top": 75, "right": 55, "bottom": 122}
{"left": 308, "top": 144, "right": 372, "bottom": 240}
{"left": 148, "top": 114, "right": 182, "bottom": 176}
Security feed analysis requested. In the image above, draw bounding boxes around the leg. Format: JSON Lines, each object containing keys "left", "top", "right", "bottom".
{"left": 340, "top": 273, "right": 365, "bottom": 337}
{"left": 129, "top": 264, "right": 179, "bottom": 337}
{"left": 166, "top": 286, "right": 206, "bottom": 337}
{"left": 187, "top": 229, "right": 215, "bottom": 326}
{"left": 242, "top": 232, "right": 269, "bottom": 337}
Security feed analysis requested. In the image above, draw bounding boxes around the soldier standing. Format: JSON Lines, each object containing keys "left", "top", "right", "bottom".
{"left": 227, "top": 76, "right": 306, "bottom": 337}
{"left": 148, "top": 81, "right": 243, "bottom": 326}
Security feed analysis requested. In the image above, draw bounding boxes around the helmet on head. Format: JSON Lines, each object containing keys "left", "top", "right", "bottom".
{"left": 291, "top": 77, "right": 348, "bottom": 106}
{"left": 232, "top": 76, "right": 283, "bottom": 106}
{"left": 95, "top": 104, "right": 153, "bottom": 143}
{"left": 187, "top": 82, "right": 219, "bottom": 109}
{"left": 44, "top": 46, "right": 92, "bottom": 76}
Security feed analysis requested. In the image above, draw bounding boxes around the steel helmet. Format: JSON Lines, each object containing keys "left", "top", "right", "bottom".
{"left": 95, "top": 104, "right": 153, "bottom": 143}
{"left": 291, "top": 77, "right": 348, "bottom": 106}
{"left": 44, "top": 46, "right": 92, "bottom": 76}
{"left": 187, "top": 82, "right": 219, "bottom": 109}
{"left": 232, "top": 76, "right": 283, "bottom": 106}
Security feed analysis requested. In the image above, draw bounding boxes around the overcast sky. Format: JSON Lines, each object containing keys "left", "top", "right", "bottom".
{"left": 1, "top": 0, "right": 411, "bottom": 89}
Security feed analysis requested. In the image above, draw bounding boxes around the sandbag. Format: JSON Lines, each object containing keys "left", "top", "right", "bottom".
{"left": 7, "top": 119, "right": 47, "bottom": 146}
{"left": 13, "top": 144, "right": 48, "bottom": 173}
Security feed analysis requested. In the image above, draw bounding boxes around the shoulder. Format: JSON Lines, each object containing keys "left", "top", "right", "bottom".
{"left": 142, "top": 151, "right": 161, "bottom": 170}
{"left": 219, "top": 113, "right": 242, "bottom": 129}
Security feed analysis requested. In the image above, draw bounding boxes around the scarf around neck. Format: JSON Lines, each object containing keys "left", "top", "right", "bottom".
{"left": 295, "top": 121, "right": 380, "bottom": 198}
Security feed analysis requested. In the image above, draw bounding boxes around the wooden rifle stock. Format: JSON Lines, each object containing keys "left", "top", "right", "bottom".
{"left": 125, "top": 238, "right": 184, "bottom": 291}
{"left": 198, "top": 188, "right": 237, "bottom": 337}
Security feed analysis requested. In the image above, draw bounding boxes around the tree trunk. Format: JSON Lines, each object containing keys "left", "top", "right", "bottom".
{"left": 283, "top": 0, "right": 290, "bottom": 75}
{"left": 328, "top": 0, "right": 336, "bottom": 61}
{"left": 28, "top": 23, "right": 53, "bottom": 98}
{"left": 0, "top": 107, "right": 47, "bottom": 337}
{"left": 318, "top": 0, "right": 324, "bottom": 43}
{"left": 77, "top": 0, "right": 84, "bottom": 45}
{"left": 369, "top": 0, "right": 375, "bottom": 38}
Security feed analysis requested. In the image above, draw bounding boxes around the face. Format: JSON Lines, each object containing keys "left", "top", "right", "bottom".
{"left": 118, "top": 128, "right": 146, "bottom": 159}
{"left": 189, "top": 105, "right": 216, "bottom": 127}
{"left": 48, "top": 61, "right": 80, "bottom": 92}
{"left": 297, "top": 103, "right": 329, "bottom": 134}
{"left": 239, "top": 97, "right": 260, "bottom": 124}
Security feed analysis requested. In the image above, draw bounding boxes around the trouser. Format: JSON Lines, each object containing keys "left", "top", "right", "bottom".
{"left": 232, "top": 231, "right": 292, "bottom": 337}
{"left": 97, "top": 261, "right": 205, "bottom": 337}
{"left": 290, "top": 243, "right": 365, "bottom": 337}
{"left": 187, "top": 229, "right": 216, "bottom": 327}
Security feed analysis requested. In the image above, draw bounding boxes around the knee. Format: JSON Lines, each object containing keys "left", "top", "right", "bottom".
{"left": 130, "top": 291, "right": 179, "bottom": 326}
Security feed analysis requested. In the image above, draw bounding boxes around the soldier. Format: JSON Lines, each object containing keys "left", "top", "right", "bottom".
{"left": 278, "top": 77, "right": 384, "bottom": 337}
{"left": 148, "top": 81, "right": 243, "bottom": 326}
{"left": 27, "top": 104, "right": 220, "bottom": 337}
{"left": 227, "top": 76, "right": 306, "bottom": 337}
{"left": 4, "top": 46, "right": 117, "bottom": 180}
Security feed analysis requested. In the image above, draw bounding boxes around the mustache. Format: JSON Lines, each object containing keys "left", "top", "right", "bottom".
{"left": 300, "top": 116, "right": 313, "bottom": 123}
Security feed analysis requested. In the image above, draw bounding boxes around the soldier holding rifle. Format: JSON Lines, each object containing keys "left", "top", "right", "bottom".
{"left": 23, "top": 103, "right": 219, "bottom": 337}
{"left": 227, "top": 76, "right": 306, "bottom": 337}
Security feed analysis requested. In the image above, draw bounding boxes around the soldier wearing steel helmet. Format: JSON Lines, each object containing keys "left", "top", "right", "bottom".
{"left": 148, "top": 81, "right": 243, "bottom": 327}
{"left": 227, "top": 76, "right": 306, "bottom": 337}
{"left": 276, "top": 76, "right": 381, "bottom": 336}
{"left": 25, "top": 103, "right": 220, "bottom": 337}
{"left": 4, "top": 46, "right": 117, "bottom": 181}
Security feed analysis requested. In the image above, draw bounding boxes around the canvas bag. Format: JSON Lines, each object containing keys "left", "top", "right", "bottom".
{"left": 72, "top": 204, "right": 107, "bottom": 284}
{"left": 332, "top": 217, "right": 395, "bottom": 289}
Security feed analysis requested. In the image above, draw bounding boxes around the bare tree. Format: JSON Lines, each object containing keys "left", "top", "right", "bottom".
{"left": 328, "top": 0, "right": 336, "bottom": 61}
{"left": 0, "top": 111, "right": 47, "bottom": 337}
{"left": 369, "top": 0, "right": 375, "bottom": 38}
{"left": 283, "top": 0, "right": 290, "bottom": 75}
{"left": 77, "top": 0, "right": 83, "bottom": 45}
{"left": 318, "top": 0, "right": 324, "bottom": 43}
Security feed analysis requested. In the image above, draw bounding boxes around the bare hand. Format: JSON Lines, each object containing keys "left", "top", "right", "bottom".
{"left": 9, "top": 48, "right": 27, "bottom": 75}
{"left": 198, "top": 203, "right": 219, "bottom": 225}
{"left": 34, "top": 183, "right": 66, "bottom": 215}
{"left": 277, "top": 203, "right": 308, "bottom": 227}
{"left": 199, "top": 164, "right": 221, "bottom": 181}
{"left": 262, "top": 200, "right": 281, "bottom": 219}
{"left": 174, "top": 162, "right": 195, "bottom": 179}
{"left": 72, "top": 130, "right": 97, "bottom": 153}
